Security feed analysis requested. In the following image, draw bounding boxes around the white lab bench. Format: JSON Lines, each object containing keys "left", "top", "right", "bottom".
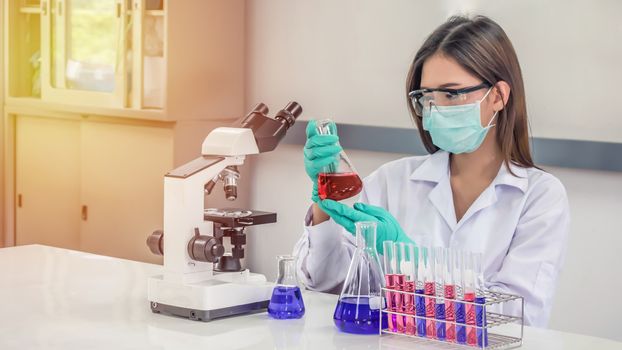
{"left": 0, "top": 245, "right": 619, "bottom": 350}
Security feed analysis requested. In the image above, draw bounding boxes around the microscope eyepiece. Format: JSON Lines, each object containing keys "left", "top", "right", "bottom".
{"left": 252, "top": 102, "right": 269, "bottom": 116}
{"left": 275, "top": 101, "right": 302, "bottom": 129}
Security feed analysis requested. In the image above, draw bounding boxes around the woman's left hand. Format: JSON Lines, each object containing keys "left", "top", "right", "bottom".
{"left": 318, "top": 199, "right": 413, "bottom": 254}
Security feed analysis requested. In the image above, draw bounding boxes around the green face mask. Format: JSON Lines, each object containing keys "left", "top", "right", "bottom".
{"left": 422, "top": 88, "right": 497, "bottom": 154}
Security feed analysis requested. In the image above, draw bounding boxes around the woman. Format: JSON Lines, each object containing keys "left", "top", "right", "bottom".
{"left": 293, "top": 15, "right": 569, "bottom": 327}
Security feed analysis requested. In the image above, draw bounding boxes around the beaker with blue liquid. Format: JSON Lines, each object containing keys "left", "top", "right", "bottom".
{"left": 267, "top": 255, "right": 305, "bottom": 319}
{"left": 333, "top": 221, "right": 387, "bottom": 334}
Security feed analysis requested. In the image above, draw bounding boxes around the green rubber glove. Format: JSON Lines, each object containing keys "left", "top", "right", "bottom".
{"left": 318, "top": 199, "right": 413, "bottom": 255}
{"left": 304, "top": 120, "right": 342, "bottom": 202}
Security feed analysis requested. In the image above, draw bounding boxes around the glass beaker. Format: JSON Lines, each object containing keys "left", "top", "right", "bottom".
{"left": 315, "top": 119, "right": 363, "bottom": 201}
{"left": 267, "top": 255, "right": 305, "bottom": 319}
{"left": 333, "top": 221, "right": 387, "bottom": 334}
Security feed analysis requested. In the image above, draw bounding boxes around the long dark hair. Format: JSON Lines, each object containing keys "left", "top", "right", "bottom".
{"left": 406, "top": 15, "right": 536, "bottom": 172}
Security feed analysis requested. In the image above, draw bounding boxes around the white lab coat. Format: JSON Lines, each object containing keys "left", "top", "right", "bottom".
{"left": 293, "top": 150, "right": 570, "bottom": 327}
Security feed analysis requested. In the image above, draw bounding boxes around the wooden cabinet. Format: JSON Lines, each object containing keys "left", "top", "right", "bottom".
{"left": 15, "top": 116, "right": 81, "bottom": 249}
{"left": 4, "top": 0, "right": 245, "bottom": 121}
{"left": 14, "top": 115, "right": 173, "bottom": 263}
{"left": 79, "top": 120, "right": 172, "bottom": 263}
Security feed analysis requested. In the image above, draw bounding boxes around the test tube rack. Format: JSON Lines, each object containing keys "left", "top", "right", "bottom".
{"left": 379, "top": 288, "right": 524, "bottom": 350}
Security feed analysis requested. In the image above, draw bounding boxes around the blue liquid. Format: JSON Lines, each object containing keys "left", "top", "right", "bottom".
{"left": 415, "top": 290, "right": 426, "bottom": 337}
{"left": 435, "top": 302, "right": 446, "bottom": 340}
{"left": 475, "top": 296, "right": 488, "bottom": 347}
{"left": 267, "top": 286, "right": 305, "bottom": 319}
{"left": 333, "top": 296, "right": 387, "bottom": 334}
{"left": 455, "top": 301, "right": 466, "bottom": 344}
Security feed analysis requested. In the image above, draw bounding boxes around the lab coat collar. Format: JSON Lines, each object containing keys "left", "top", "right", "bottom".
{"left": 409, "top": 151, "right": 450, "bottom": 183}
{"left": 411, "top": 151, "right": 529, "bottom": 231}
{"left": 494, "top": 161, "right": 528, "bottom": 193}
{"left": 409, "top": 151, "right": 528, "bottom": 193}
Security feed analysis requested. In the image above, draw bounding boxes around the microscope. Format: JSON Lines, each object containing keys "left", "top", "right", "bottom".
{"left": 146, "top": 102, "right": 302, "bottom": 321}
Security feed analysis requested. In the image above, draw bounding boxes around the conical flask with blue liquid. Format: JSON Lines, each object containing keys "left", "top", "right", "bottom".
{"left": 268, "top": 255, "right": 305, "bottom": 319}
{"left": 333, "top": 221, "right": 387, "bottom": 334}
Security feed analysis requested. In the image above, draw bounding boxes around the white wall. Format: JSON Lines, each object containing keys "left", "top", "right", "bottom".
{"left": 547, "top": 166, "right": 622, "bottom": 341}
{"left": 246, "top": 0, "right": 622, "bottom": 143}
{"left": 245, "top": 0, "right": 622, "bottom": 342}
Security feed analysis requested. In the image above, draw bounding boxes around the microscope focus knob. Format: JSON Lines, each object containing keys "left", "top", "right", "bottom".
{"left": 211, "top": 244, "right": 225, "bottom": 259}
{"left": 147, "top": 230, "right": 164, "bottom": 256}
{"left": 187, "top": 233, "right": 224, "bottom": 263}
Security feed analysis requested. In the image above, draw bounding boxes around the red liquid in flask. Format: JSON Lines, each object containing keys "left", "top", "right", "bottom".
{"left": 318, "top": 172, "right": 363, "bottom": 201}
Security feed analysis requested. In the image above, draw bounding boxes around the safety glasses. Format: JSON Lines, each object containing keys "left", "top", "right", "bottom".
{"left": 408, "top": 82, "right": 492, "bottom": 116}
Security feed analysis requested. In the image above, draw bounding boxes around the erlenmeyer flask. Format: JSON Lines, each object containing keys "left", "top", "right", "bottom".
{"left": 315, "top": 119, "right": 363, "bottom": 201}
{"left": 268, "top": 255, "right": 305, "bottom": 319}
{"left": 333, "top": 221, "right": 387, "bottom": 334}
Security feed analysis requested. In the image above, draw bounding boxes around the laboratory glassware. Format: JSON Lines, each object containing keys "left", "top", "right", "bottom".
{"left": 424, "top": 245, "right": 436, "bottom": 338}
{"left": 434, "top": 247, "right": 447, "bottom": 340}
{"left": 473, "top": 252, "right": 488, "bottom": 347}
{"left": 267, "top": 255, "right": 305, "bottom": 319}
{"left": 455, "top": 250, "right": 467, "bottom": 344}
{"left": 463, "top": 252, "right": 477, "bottom": 346}
{"left": 315, "top": 119, "right": 363, "bottom": 201}
{"left": 403, "top": 243, "right": 417, "bottom": 335}
{"left": 334, "top": 221, "right": 387, "bottom": 334}
{"left": 415, "top": 245, "right": 428, "bottom": 337}
{"left": 444, "top": 249, "right": 457, "bottom": 342}
{"left": 383, "top": 241, "right": 398, "bottom": 332}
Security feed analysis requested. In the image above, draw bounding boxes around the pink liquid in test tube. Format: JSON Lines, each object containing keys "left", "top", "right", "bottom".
{"left": 404, "top": 281, "right": 416, "bottom": 335}
{"left": 445, "top": 284, "right": 456, "bottom": 342}
{"left": 383, "top": 241, "right": 401, "bottom": 333}
{"left": 394, "top": 243, "right": 408, "bottom": 333}
{"left": 465, "top": 291, "right": 477, "bottom": 346}
{"left": 394, "top": 274, "right": 406, "bottom": 333}
{"left": 444, "top": 249, "right": 457, "bottom": 342}
{"left": 384, "top": 274, "right": 397, "bottom": 332}
{"left": 403, "top": 243, "right": 417, "bottom": 336}
{"left": 424, "top": 281, "right": 436, "bottom": 338}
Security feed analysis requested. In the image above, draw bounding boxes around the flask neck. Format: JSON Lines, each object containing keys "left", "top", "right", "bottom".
{"left": 316, "top": 119, "right": 337, "bottom": 136}
{"left": 356, "top": 222, "right": 377, "bottom": 254}
{"left": 276, "top": 256, "right": 298, "bottom": 287}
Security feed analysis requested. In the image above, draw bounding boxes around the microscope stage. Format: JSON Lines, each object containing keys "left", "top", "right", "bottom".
{"left": 204, "top": 208, "right": 277, "bottom": 227}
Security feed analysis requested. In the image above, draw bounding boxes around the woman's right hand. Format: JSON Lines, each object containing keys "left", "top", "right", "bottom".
{"left": 303, "top": 120, "right": 342, "bottom": 203}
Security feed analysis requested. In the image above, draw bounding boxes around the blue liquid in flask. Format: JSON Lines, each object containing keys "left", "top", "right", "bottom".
{"left": 267, "top": 285, "right": 305, "bottom": 319}
{"left": 333, "top": 296, "right": 387, "bottom": 334}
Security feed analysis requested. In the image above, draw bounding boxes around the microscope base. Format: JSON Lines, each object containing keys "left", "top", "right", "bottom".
{"left": 147, "top": 271, "right": 273, "bottom": 322}
{"left": 150, "top": 300, "right": 269, "bottom": 321}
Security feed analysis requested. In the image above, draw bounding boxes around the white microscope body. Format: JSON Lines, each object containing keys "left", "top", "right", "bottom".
{"left": 147, "top": 102, "right": 301, "bottom": 321}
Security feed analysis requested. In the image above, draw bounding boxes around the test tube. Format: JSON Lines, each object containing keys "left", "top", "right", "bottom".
{"left": 403, "top": 243, "right": 417, "bottom": 335}
{"left": 424, "top": 246, "right": 436, "bottom": 339}
{"left": 394, "top": 242, "right": 407, "bottom": 333}
{"left": 415, "top": 245, "right": 427, "bottom": 337}
{"left": 434, "top": 247, "right": 446, "bottom": 340}
{"left": 473, "top": 253, "right": 488, "bottom": 347}
{"left": 455, "top": 250, "right": 467, "bottom": 344}
{"left": 444, "top": 249, "right": 457, "bottom": 342}
{"left": 383, "top": 241, "right": 397, "bottom": 332}
{"left": 463, "top": 252, "right": 477, "bottom": 346}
